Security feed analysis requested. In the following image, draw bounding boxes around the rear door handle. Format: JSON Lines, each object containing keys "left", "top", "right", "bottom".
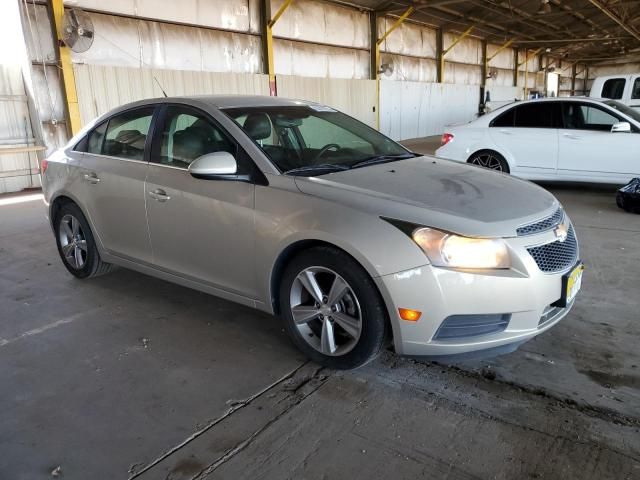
{"left": 148, "top": 188, "right": 171, "bottom": 202}
{"left": 499, "top": 129, "right": 513, "bottom": 135}
{"left": 83, "top": 172, "right": 100, "bottom": 184}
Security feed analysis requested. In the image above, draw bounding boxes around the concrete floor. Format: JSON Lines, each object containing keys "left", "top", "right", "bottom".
{"left": 1, "top": 157, "right": 639, "bottom": 478}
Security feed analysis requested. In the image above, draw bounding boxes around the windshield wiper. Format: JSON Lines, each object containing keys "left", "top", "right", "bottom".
{"left": 349, "top": 153, "right": 415, "bottom": 170}
{"left": 284, "top": 163, "right": 350, "bottom": 176}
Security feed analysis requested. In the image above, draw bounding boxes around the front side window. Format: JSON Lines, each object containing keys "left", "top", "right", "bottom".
{"left": 513, "top": 103, "right": 559, "bottom": 128}
{"left": 102, "top": 107, "right": 154, "bottom": 160}
{"left": 601, "top": 78, "right": 626, "bottom": 100}
{"left": 562, "top": 103, "right": 621, "bottom": 131}
{"left": 154, "top": 106, "right": 236, "bottom": 168}
{"left": 632, "top": 78, "right": 640, "bottom": 100}
{"left": 223, "top": 106, "right": 410, "bottom": 173}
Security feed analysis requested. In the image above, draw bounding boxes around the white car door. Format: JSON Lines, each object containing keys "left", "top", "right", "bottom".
{"left": 558, "top": 101, "right": 640, "bottom": 182}
{"left": 488, "top": 102, "right": 560, "bottom": 177}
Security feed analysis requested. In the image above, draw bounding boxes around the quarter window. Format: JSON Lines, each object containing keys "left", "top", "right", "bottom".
{"left": 87, "top": 122, "right": 107, "bottom": 154}
{"left": 632, "top": 78, "right": 640, "bottom": 100}
{"left": 601, "top": 78, "right": 626, "bottom": 100}
{"left": 491, "top": 107, "right": 515, "bottom": 127}
{"left": 154, "top": 106, "right": 236, "bottom": 168}
{"left": 102, "top": 107, "right": 154, "bottom": 160}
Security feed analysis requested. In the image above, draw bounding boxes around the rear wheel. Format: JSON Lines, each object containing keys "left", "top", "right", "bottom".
{"left": 467, "top": 150, "right": 509, "bottom": 173}
{"left": 279, "top": 247, "right": 387, "bottom": 370}
{"left": 54, "top": 202, "right": 114, "bottom": 278}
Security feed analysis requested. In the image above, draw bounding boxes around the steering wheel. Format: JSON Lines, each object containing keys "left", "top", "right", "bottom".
{"left": 312, "top": 143, "right": 341, "bottom": 163}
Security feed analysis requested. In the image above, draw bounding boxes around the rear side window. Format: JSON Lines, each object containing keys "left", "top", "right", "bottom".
{"left": 102, "top": 107, "right": 155, "bottom": 160}
{"left": 491, "top": 107, "right": 515, "bottom": 127}
{"left": 87, "top": 122, "right": 107, "bottom": 154}
{"left": 513, "top": 103, "right": 559, "bottom": 128}
{"left": 601, "top": 78, "right": 626, "bottom": 100}
{"left": 632, "top": 78, "right": 640, "bottom": 100}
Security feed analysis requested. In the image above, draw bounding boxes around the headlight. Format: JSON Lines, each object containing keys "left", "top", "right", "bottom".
{"left": 412, "top": 227, "right": 510, "bottom": 269}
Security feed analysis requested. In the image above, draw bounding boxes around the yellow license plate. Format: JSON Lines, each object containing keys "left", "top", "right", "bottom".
{"left": 566, "top": 264, "right": 584, "bottom": 304}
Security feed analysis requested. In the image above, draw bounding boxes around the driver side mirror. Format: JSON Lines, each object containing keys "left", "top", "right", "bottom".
{"left": 611, "top": 122, "right": 631, "bottom": 133}
{"left": 188, "top": 152, "right": 237, "bottom": 179}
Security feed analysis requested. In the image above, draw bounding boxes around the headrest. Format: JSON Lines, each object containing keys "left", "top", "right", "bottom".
{"left": 243, "top": 113, "right": 271, "bottom": 141}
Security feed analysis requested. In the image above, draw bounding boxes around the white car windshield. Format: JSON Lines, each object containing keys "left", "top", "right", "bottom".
{"left": 604, "top": 100, "right": 640, "bottom": 123}
{"left": 223, "top": 106, "right": 413, "bottom": 175}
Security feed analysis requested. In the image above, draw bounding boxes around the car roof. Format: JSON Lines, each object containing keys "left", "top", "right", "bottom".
{"left": 109, "top": 94, "right": 318, "bottom": 112}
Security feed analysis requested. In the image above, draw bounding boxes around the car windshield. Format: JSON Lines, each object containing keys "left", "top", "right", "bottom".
{"left": 223, "top": 105, "right": 413, "bottom": 175}
{"left": 603, "top": 100, "right": 640, "bottom": 123}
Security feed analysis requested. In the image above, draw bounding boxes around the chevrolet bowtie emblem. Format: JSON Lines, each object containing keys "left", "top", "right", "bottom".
{"left": 554, "top": 223, "right": 568, "bottom": 242}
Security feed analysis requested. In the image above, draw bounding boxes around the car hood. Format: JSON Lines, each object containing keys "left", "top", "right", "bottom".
{"left": 293, "top": 156, "right": 559, "bottom": 238}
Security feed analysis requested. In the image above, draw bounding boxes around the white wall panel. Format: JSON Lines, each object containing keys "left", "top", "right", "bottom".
{"left": 444, "top": 63, "right": 482, "bottom": 85}
{"left": 274, "top": 40, "right": 369, "bottom": 79}
{"left": 444, "top": 34, "right": 482, "bottom": 65}
{"left": 487, "top": 44, "right": 514, "bottom": 70}
{"left": 74, "top": 64, "right": 268, "bottom": 125}
{"left": 64, "top": 0, "right": 257, "bottom": 33}
{"left": 378, "top": 19, "right": 436, "bottom": 58}
{"left": 380, "top": 81, "right": 479, "bottom": 140}
{"left": 21, "top": 3, "right": 57, "bottom": 63}
{"left": 588, "top": 62, "right": 640, "bottom": 77}
{"left": 272, "top": 0, "right": 369, "bottom": 49}
{"left": 72, "top": 12, "right": 263, "bottom": 73}
{"left": 277, "top": 75, "right": 376, "bottom": 127}
{"left": 379, "top": 54, "right": 436, "bottom": 83}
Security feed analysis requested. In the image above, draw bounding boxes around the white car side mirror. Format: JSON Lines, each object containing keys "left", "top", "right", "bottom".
{"left": 188, "top": 151, "right": 237, "bottom": 179}
{"left": 611, "top": 122, "right": 631, "bottom": 133}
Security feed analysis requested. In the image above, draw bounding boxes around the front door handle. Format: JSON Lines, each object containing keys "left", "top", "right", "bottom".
{"left": 148, "top": 188, "right": 171, "bottom": 202}
{"left": 562, "top": 133, "right": 580, "bottom": 140}
{"left": 83, "top": 172, "right": 101, "bottom": 184}
{"left": 499, "top": 129, "right": 513, "bottom": 135}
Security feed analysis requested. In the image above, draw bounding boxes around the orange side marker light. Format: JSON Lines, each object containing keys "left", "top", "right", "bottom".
{"left": 399, "top": 308, "right": 422, "bottom": 322}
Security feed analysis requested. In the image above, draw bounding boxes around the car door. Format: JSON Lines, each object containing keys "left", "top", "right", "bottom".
{"left": 145, "top": 104, "right": 258, "bottom": 298}
{"left": 488, "top": 102, "right": 560, "bottom": 176}
{"left": 630, "top": 76, "right": 640, "bottom": 112}
{"left": 78, "top": 106, "right": 156, "bottom": 263}
{"left": 558, "top": 101, "right": 640, "bottom": 181}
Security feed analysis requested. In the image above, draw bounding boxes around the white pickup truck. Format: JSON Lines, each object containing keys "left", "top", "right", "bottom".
{"left": 590, "top": 74, "right": 640, "bottom": 111}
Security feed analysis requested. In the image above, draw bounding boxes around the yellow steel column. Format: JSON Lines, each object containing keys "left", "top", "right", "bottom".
{"left": 440, "top": 25, "right": 474, "bottom": 83}
{"left": 266, "top": 0, "right": 295, "bottom": 96}
{"left": 375, "top": 6, "right": 414, "bottom": 130}
{"left": 51, "top": 0, "right": 81, "bottom": 135}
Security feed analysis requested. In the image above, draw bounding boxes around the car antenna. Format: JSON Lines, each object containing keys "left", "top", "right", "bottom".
{"left": 153, "top": 76, "right": 168, "bottom": 98}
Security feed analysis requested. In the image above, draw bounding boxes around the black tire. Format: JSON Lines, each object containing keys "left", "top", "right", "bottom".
{"left": 54, "top": 202, "right": 114, "bottom": 279}
{"left": 467, "top": 150, "right": 510, "bottom": 173}
{"left": 279, "top": 246, "right": 388, "bottom": 370}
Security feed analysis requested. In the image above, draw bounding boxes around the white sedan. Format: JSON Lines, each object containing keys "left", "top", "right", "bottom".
{"left": 436, "top": 97, "right": 640, "bottom": 184}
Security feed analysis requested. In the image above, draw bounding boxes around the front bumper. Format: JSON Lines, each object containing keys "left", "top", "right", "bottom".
{"left": 376, "top": 224, "right": 579, "bottom": 357}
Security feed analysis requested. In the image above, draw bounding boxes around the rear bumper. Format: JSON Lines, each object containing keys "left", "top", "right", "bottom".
{"left": 375, "top": 235, "right": 579, "bottom": 357}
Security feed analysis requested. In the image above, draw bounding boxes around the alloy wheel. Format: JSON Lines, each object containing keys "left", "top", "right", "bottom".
{"left": 470, "top": 153, "right": 504, "bottom": 171}
{"left": 58, "top": 214, "right": 88, "bottom": 269}
{"left": 289, "top": 267, "right": 362, "bottom": 356}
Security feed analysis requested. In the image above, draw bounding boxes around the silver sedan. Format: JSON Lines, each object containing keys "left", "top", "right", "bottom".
{"left": 41, "top": 95, "right": 583, "bottom": 369}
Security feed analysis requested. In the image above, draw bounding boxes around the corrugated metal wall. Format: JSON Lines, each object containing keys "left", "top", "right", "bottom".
{"left": 7, "top": 0, "right": 589, "bottom": 195}
{"left": 380, "top": 81, "right": 480, "bottom": 141}
{"left": 0, "top": 65, "right": 40, "bottom": 193}
{"left": 277, "top": 75, "right": 376, "bottom": 127}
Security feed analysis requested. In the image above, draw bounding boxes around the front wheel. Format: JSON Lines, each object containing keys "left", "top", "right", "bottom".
{"left": 467, "top": 150, "right": 509, "bottom": 173}
{"left": 279, "top": 247, "right": 388, "bottom": 370}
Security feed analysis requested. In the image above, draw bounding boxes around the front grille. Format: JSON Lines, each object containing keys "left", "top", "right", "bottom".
{"left": 517, "top": 208, "right": 564, "bottom": 236}
{"left": 527, "top": 225, "right": 578, "bottom": 273}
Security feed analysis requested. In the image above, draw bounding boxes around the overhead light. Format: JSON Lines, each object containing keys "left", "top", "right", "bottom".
{"left": 538, "top": 0, "right": 551, "bottom": 14}
{"left": 545, "top": 47, "right": 552, "bottom": 53}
